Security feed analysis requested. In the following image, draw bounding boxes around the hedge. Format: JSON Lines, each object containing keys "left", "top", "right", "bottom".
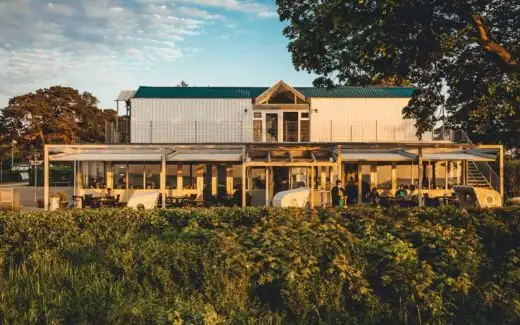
{"left": 0, "top": 207, "right": 518, "bottom": 324}
{"left": 0, "top": 170, "right": 22, "bottom": 183}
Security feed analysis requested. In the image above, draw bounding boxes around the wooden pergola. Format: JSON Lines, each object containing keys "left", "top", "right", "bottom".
{"left": 44, "top": 142, "right": 504, "bottom": 210}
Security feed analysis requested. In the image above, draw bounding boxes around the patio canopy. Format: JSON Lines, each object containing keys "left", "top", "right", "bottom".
{"left": 50, "top": 152, "right": 163, "bottom": 162}
{"left": 341, "top": 150, "right": 415, "bottom": 162}
{"left": 168, "top": 149, "right": 243, "bottom": 162}
{"left": 423, "top": 151, "right": 496, "bottom": 162}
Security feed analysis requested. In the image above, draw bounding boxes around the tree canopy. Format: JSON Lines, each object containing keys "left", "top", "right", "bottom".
{"left": 277, "top": 0, "right": 520, "bottom": 151}
{"left": 0, "top": 86, "right": 115, "bottom": 156}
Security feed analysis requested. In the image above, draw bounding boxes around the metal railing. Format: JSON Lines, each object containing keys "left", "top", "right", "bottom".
{"left": 457, "top": 129, "right": 500, "bottom": 191}
{"left": 109, "top": 120, "right": 445, "bottom": 144}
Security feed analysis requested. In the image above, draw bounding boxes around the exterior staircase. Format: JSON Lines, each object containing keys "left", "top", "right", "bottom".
{"left": 467, "top": 162, "right": 493, "bottom": 189}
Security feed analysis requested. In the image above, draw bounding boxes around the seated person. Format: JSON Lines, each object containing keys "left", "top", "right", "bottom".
{"left": 105, "top": 188, "right": 114, "bottom": 199}
{"left": 331, "top": 180, "right": 346, "bottom": 207}
{"left": 395, "top": 185, "right": 408, "bottom": 199}
{"left": 409, "top": 185, "right": 419, "bottom": 198}
{"left": 368, "top": 187, "right": 380, "bottom": 206}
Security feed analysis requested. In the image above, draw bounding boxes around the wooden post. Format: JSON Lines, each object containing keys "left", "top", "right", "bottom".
{"left": 211, "top": 165, "right": 218, "bottom": 196}
{"left": 106, "top": 162, "right": 113, "bottom": 189}
{"left": 196, "top": 165, "right": 204, "bottom": 198}
{"left": 226, "top": 165, "right": 234, "bottom": 195}
{"left": 44, "top": 146, "right": 49, "bottom": 210}
{"left": 357, "top": 164, "right": 362, "bottom": 205}
{"left": 411, "top": 162, "right": 415, "bottom": 186}
{"left": 76, "top": 162, "right": 83, "bottom": 196}
{"left": 391, "top": 162, "right": 397, "bottom": 195}
{"left": 310, "top": 166, "right": 315, "bottom": 208}
{"left": 161, "top": 150, "right": 166, "bottom": 208}
{"left": 337, "top": 145, "right": 343, "bottom": 184}
{"left": 265, "top": 167, "right": 270, "bottom": 207}
{"left": 177, "top": 164, "right": 183, "bottom": 192}
{"left": 320, "top": 167, "right": 327, "bottom": 190}
{"left": 418, "top": 148, "right": 424, "bottom": 207}
{"left": 242, "top": 164, "right": 247, "bottom": 207}
{"left": 499, "top": 145, "right": 504, "bottom": 205}
{"left": 444, "top": 160, "right": 449, "bottom": 196}
{"left": 370, "top": 163, "right": 378, "bottom": 188}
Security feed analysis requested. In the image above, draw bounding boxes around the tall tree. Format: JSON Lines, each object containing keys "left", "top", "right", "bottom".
{"left": 0, "top": 86, "right": 115, "bottom": 153}
{"left": 277, "top": 0, "right": 520, "bottom": 151}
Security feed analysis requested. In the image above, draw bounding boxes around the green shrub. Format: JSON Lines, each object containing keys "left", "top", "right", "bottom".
{"left": 0, "top": 207, "right": 518, "bottom": 324}
{"left": 0, "top": 170, "right": 22, "bottom": 183}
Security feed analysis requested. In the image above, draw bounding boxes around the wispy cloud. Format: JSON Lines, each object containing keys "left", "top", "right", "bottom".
{"left": 0, "top": 0, "right": 277, "bottom": 107}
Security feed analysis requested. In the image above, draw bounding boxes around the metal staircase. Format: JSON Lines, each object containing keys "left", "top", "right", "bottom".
{"left": 453, "top": 130, "right": 500, "bottom": 191}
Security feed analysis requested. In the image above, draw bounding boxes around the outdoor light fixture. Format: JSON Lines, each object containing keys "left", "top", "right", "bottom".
{"left": 244, "top": 109, "right": 248, "bottom": 113}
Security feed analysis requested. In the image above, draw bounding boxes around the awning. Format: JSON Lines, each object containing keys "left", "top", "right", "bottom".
{"left": 50, "top": 152, "right": 163, "bottom": 162}
{"left": 423, "top": 152, "right": 496, "bottom": 162}
{"left": 168, "top": 150, "right": 242, "bottom": 162}
{"left": 341, "top": 150, "right": 415, "bottom": 162}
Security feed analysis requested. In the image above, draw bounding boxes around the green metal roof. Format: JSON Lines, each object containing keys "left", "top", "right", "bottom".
{"left": 133, "top": 86, "right": 415, "bottom": 99}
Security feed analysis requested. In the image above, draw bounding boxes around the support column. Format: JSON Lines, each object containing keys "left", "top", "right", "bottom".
{"left": 499, "top": 145, "right": 504, "bottom": 205}
{"left": 320, "top": 167, "right": 327, "bottom": 190}
{"left": 411, "top": 162, "right": 415, "bottom": 186}
{"left": 370, "top": 163, "right": 378, "bottom": 188}
{"left": 44, "top": 146, "right": 49, "bottom": 211}
{"left": 418, "top": 148, "right": 424, "bottom": 207}
{"left": 196, "top": 165, "right": 204, "bottom": 198}
{"left": 75, "top": 162, "right": 83, "bottom": 196}
{"left": 391, "top": 162, "right": 397, "bottom": 195}
{"left": 242, "top": 164, "right": 247, "bottom": 207}
{"left": 444, "top": 161, "right": 449, "bottom": 196}
{"left": 161, "top": 150, "right": 166, "bottom": 208}
{"left": 462, "top": 160, "right": 467, "bottom": 185}
{"left": 357, "top": 164, "right": 362, "bottom": 205}
{"left": 106, "top": 162, "right": 113, "bottom": 189}
{"left": 177, "top": 164, "right": 183, "bottom": 191}
{"left": 337, "top": 145, "right": 343, "bottom": 185}
{"left": 265, "top": 167, "right": 270, "bottom": 207}
{"left": 310, "top": 166, "right": 315, "bottom": 208}
{"left": 211, "top": 165, "right": 218, "bottom": 196}
{"left": 226, "top": 165, "right": 234, "bottom": 195}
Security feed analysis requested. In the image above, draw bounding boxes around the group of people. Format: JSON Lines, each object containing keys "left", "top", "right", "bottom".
{"left": 331, "top": 179, "right": 420, "bottom": 208}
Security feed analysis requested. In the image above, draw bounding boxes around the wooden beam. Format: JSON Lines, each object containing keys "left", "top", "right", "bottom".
{"left": 253, "top": 104, "right": 310, "bottom": 110}
{"left": 212, "top": 165, "right": 218, "bottom": 196}
{"left": 246, "top": 162, "right": 335, "bottom": 167}
{"left": 310, "top": 152, "right": 317, "bottom": 162}
{"left": 267, "top": 151, "right": 271, "bottom": 163}
{"left": 310, "top": 167, "right": 315, "bottom": 208}
{"left": 44, "top": 146, "right": 49, "bottom": 211}
{"left": 391, "top": 162, "right": 397, "bottom": 195}
{"left": 242, "top": 164, "right": 247, "bottom": 208}
{"left": 161, "top": 150, "right": 166, "bottom": 208}
{"left": 357, "top": 164, "right": 362, "bottom": 205}
{"left": 265, "top": 167, "right": 270, "bottom": 207}
{"left": 418, "top": 148, "right": 424, "bottom": 207}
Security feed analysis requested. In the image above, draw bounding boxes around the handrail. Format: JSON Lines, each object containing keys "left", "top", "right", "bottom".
{"left": 458, "top": 130, "right": 500, "bottom": 191}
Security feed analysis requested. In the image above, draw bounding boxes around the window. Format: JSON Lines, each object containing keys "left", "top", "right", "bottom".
{"left": 166, "top": 164, "right": 178, "bottom": 189}
{"left": 183, "top": 164, "right": 197, "bottom": 189}
{"left": 301, "top": 112, "right": 309, "bottom": 119}
{"left": 84, "top": 162, "right": 105, "bottom": 189}
{"left": 254, "top": 112, "right": 262, "bottom": 119}
{"left": 113, "top": 164, "right": 127, "bottom": 189}
{"left": 300, "top": 120, "right": 310, "bottom": 142}
{"left": 128, "top": 163, "right": 144, "bottom": 189}
{"left": 144, "top": 163, "right": 160, "bottom": 189}
{"left": 252, "top": 168, "right": 266, "bottom": 189}
{"left": 253, "top": 120, "right": 263, "bottom": 142}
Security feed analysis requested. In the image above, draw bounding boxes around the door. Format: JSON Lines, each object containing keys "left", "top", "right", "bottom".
{"left": 266, "top": 113, "right": 279, "bottom": 142}
{"left": 283, "top": 112, "right": 299, "bottom": 142}
{"left": 273, "top": 167, "right": 290, "bottom": 195}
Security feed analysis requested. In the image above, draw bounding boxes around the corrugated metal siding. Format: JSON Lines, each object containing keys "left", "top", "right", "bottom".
{"left": 310, "top": 98, "right": 432, "bottom": 142}
{"left": 131, "top": 98, "right": 253, "bottom": 143}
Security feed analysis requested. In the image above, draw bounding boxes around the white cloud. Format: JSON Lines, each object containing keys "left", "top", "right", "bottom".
{"left": 46, "top": 2, "right": 74, "bottom": 16}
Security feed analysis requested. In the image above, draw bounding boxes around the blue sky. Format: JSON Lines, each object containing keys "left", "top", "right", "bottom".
{"left": 0, "top": 0, "right": 315, "bottom": 109}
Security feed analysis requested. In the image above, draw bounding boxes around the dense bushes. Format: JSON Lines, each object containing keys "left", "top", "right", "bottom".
{"left": 0, "top": 207, "right": 519, "bottom": 324}
{"left": 0, "top": 170, "right": 22, "bottom": 183}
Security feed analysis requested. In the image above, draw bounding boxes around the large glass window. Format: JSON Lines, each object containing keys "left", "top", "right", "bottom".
{"left": 291, "top": 167, "right": 308, "bottom": 189}
{"left": 183, "top": 164, "right": 197, "bottom": 189}
{"left": 84, "top": 162, "right": 105, "bottom": 189}
{"left": 113, "top": 164, "right": 127, "bottom": 189}
{"left": 253, "top": 120, "right": 263, "bottom": 142}
{"left": 252, "top": 168, "right": 266, "bottom": 189}
{"left": 145, "top": 163, "right": 160, "bottom": 189}
{"left": 166, "top": 164, "right": 178, "bottom": 189}
{"left": 128, "top": 163, "right": 144, "bottom": 189}
{"left": 377, "top": 164, "right": 392, "bottom": 189}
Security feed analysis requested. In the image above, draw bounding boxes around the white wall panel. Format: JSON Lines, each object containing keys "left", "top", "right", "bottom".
{"left": 310, "top": 98, "right": 433, "bottom": 142}
{"left": 131, "top": 99, "right": 253, "bottom": 143}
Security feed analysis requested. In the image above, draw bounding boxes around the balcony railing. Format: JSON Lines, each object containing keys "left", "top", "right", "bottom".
{"left": 105, "top": 120, "right": 452, "bottom": 144}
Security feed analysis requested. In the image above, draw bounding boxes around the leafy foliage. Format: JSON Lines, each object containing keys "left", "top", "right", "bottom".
{"left": 0, "top": 207, "right": 519, "bottom": 324}
{"left": 276, "top": 0, "right": 520, "bottom": 151}
{"left": 0, "top": 86, "right": 116, "bottom": 153}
